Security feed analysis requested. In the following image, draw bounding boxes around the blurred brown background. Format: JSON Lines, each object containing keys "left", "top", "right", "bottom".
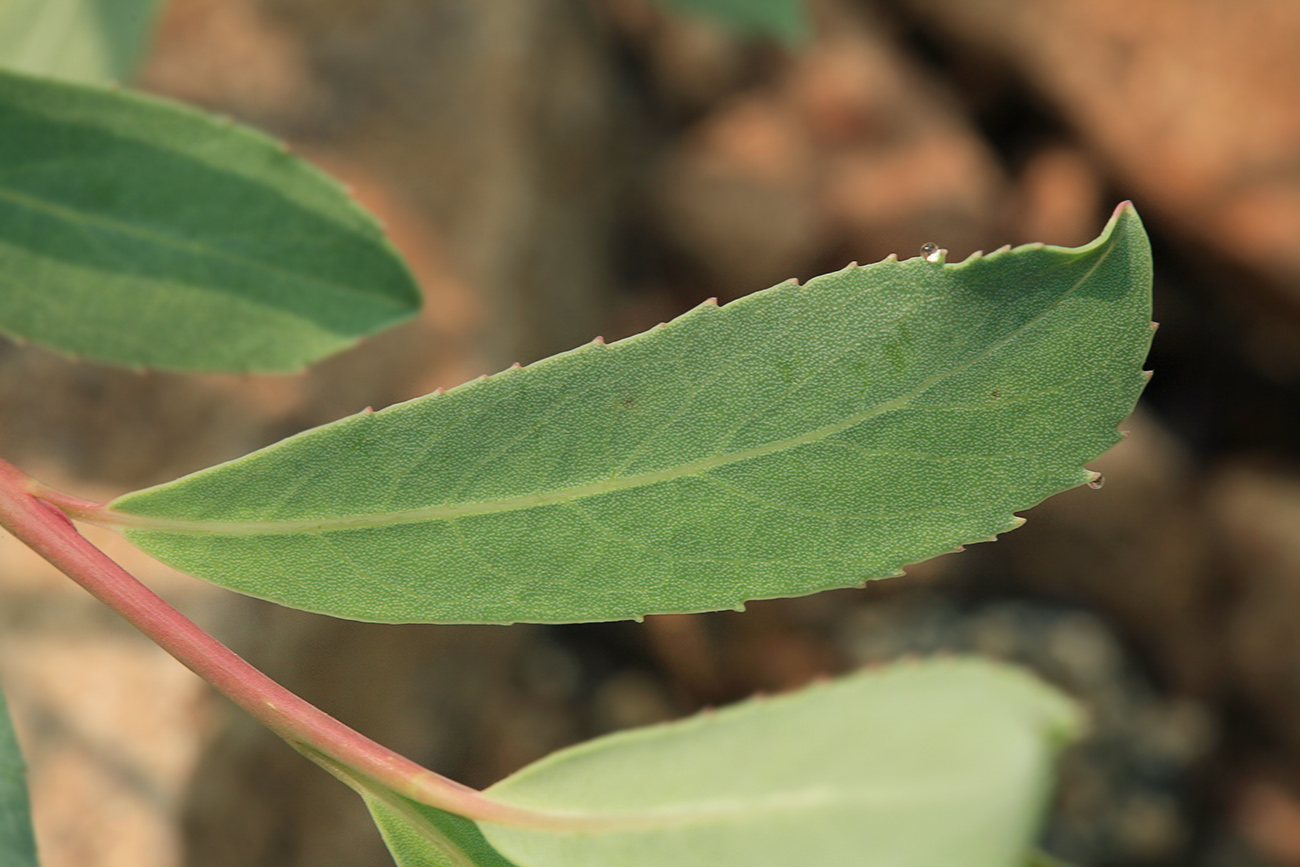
{"left": 2, "top": 0, "right": 1300, "bottom": 865}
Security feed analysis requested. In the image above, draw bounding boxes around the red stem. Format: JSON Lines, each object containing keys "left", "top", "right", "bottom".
{"left": 0, "top": 457, "right": 567, "bottom": 830}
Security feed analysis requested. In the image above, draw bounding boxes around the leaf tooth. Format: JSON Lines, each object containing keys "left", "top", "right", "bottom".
{"left": 432, "top": 387, "right": 445, "bottom": 395}
{"left": 591, "top": 335, "right": 606, "bottom": 345}
{"left": 1150, "top": 321, "right": 1161, "bottom": 332}
{"left": 884, "top": 253, "right": 898, "bottom": 262}
{"left": 362, "top": 405, "right": 375, "bottom": 414}
{"left": 510, "top": 362, "right": 523, "bottom": 370}
{"left": 1142, "top": 370, "right": 1154, "bottom": 382}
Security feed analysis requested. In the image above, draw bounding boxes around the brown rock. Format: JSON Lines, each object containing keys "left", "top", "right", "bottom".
{"left": 893, "top": 0, "right": 1300, "bottom": 306}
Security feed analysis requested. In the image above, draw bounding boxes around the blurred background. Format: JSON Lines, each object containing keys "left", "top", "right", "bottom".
{"left": 2, "top": 0, "right": 1300, "bottom": 864}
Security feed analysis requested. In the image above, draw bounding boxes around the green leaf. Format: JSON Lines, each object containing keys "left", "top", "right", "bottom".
{"left": 309, "top": 748, "right": 519, "bottom": 867}
{"left": 0, "top": 69, "right": 422, "bottom": 373}
{"left": 477, "top": 659, "right": 1081, "bottom": 867}
{"left": 0, "top": 687, "right": 39, "bottom": 867}
{"left": 651, "top": 0, "right": 809, "bottom": 43}
{"left": 0, "top": 0, "right": 163, "bottom": 83}
{"left": 102, "top": 205, "right": 1152, "bottom": 623}
{"left": 365, "top": 792, "right": 521, "bottom": 867}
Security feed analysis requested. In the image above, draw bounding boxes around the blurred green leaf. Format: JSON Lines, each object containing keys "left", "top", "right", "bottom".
{"left": 0, "top": 69, "right": 422, "bottom": 372}
{"left": 652, "top": 0, "right": 809, "bottom": 43}
{"left": 103, "top": 206, "right": 1150, "bottom": 623}
{"left": 477, "top": 659, "right": 1080, "bottom": 867}
{"left": 0, "top": 0, "right": 164, "bottom": 83}
{"left": 0, "top": 687, "right": 39, "bottom": 867}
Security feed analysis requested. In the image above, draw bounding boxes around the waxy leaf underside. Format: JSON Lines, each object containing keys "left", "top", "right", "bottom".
{"left": 0, "top": 69, "right": 421, "bottom": 372}
{"left": 475, "top": 659, "right": 1080, "bottom": 867}
{"left": 104, "top": 206, "right": 1152, "bottom": 623}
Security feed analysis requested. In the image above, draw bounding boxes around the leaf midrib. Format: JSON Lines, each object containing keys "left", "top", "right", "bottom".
{"left": 482, "top": 769, "right": 1011, "bottom": 834}
{"left": 0, "top": 183, "right": 409, "bottom": 311}
{"left": 101, "top": 235, "right": 1118, "bottom": 537}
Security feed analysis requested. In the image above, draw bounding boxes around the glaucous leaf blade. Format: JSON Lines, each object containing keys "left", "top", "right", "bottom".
{"left": 0, "top": 69, "right": 421, "bottom": 372}
{"left": 478, "top": 659, "right": 1080, "bottom": 867}
{"left": 0, "top": 687, "right": 39, "bottom": 867}
{"left": 105, "top": 205, "right": 1152, "bottom": 623}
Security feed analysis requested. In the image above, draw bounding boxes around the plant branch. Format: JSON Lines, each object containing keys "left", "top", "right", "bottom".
{"left": 0, "top": 457, "right": 568, "bottom": 830}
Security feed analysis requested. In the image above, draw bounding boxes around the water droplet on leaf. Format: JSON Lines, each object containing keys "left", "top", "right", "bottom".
{"left": 1087, "top": 474, "right": 1105, "bottom": 490}
{"left": 921, "top": 242, "right": 944, "bottom": 263}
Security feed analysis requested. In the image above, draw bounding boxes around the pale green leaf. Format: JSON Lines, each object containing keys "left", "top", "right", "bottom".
{"left": 101, "top": 205, "right": 1152, "bottom": 623}
{"left": 652, "top": 0, "right": 809, "bottom": 43}
{"left": 0, "top": 687, "right": 39, "bottom": 867}
{"left": 0, "top": 0, "right": 163, "bottom": 83}
{"left": 0, "top": 69, "right": 422, "bottom": 372}
{"left": 478, "top": 659, "right": 1081, "bottom": 867}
